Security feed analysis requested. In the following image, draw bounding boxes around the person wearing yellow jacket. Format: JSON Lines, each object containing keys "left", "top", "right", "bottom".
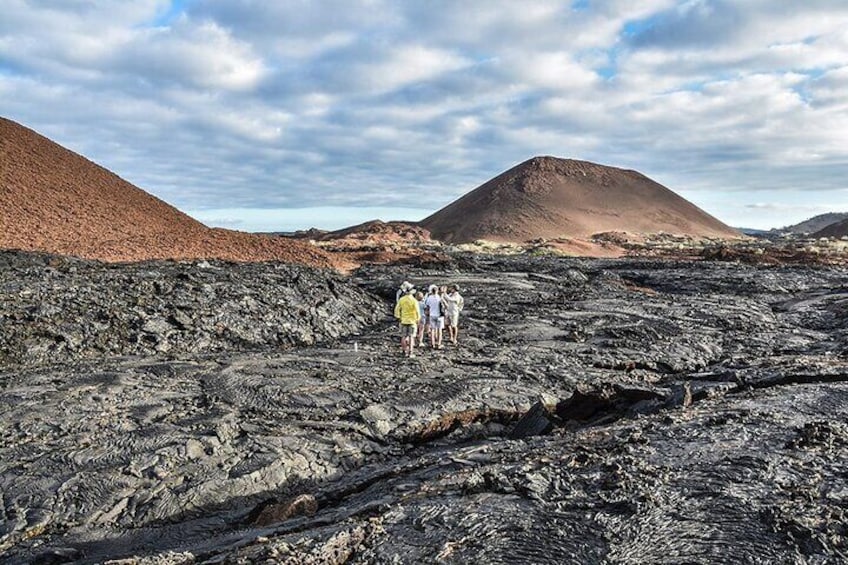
{"left": 394, "top": 286, "right": 421, "bottom": 358}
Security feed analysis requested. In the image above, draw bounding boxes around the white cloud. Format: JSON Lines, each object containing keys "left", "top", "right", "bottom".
{"left": 352, "top": 45, "right": 471, "bottom": 95}
{"left": 187, "top": 206, "right": 433, "bottom": 232}
{"left": 810, "top": 66, "right": 848, "bottom": 108}
{"left": 120, "top": 20, "right": 269, "bottom": 91}
{"left": 509, "top": 51, "right": 599, "bottom": 91}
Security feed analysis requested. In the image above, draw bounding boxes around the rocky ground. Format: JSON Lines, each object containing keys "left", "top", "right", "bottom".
{"left": 1, "top": 251, "right": 848, "bottom": 563}
{"left": 0, "top": 252, "right": 382, "bottom": 368}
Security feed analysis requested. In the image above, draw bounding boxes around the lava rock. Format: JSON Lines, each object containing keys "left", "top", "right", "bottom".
{"left": 3, "top": 252, "right": 848, "bottom": 563}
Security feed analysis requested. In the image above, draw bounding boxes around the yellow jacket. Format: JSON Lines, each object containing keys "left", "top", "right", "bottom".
{"left": 394, "top": 294, "right": 421, "bottom": 325}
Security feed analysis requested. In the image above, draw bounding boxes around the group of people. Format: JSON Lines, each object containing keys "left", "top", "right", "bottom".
{"left": 393, "top": 280, "right": 465, "bottom": 358}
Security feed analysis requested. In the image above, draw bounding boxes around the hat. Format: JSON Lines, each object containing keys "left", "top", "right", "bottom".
{"left": 428, "top": 284, "right": 438, "bottom": 293}
{"left": 400, "top": 281, "right": 413, "bottom": 291}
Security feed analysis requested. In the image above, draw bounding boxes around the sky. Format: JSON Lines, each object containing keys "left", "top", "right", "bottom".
{"left": 2, "top": 0, "right": 848, "bottom": 232}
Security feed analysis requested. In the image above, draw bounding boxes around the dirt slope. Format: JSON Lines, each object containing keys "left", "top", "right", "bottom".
{"left": 0, "top": 117, "right": 339, "bottom": 268}
{"left": 421, "top": 156, "right": 741, "bottom": 243}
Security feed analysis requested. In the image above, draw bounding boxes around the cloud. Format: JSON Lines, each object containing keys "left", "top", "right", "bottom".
{"left": 117, "top": 19, "right": 269, "bottom": 92}
{"left": 186, "top": 206, "right": 434, "bottom": 232}
{"left": 744, "top": 202, "right": 840, "bottom": 212}
{"left": 1, "top": 0, "right": 848, "bottom": 231}
{"left": 627, "top": 0, "right": 745, "bottom": 48}
{"left": 348, "top": 44, "right": 472, "bottom": 95}
{"left": 810, "top": 66, "right": 848, "bottom": 107}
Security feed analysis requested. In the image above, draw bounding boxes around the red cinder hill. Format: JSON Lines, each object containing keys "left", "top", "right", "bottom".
{"left": 420, "top": 156, "right": 741, "bottom": 243}
{"left": 0, "top": 117, "right": 340, "bottom": 268}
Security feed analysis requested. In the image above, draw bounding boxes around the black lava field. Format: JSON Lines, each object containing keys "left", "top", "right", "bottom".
{"left": 1, "top": 251, "right": 847, "bottom": 564}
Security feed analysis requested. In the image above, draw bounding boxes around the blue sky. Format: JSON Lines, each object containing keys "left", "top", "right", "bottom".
{"left": 2, "top": 0, "right": 847, "bottom": 231}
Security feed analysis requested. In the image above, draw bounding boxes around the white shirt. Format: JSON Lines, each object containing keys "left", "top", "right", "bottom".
{"left": 443, "top": 292, "right": 464, "bottom": 316}
{"left": 424, "top": 294, "right": 443, "bottom": 318}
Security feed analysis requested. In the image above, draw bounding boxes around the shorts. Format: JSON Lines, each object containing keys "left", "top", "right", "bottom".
{"left": 428, "top": 316, "right": 442, "bottom": 330}
{"left": 446, "top": 312, "right": 459, "bottom": 327}
{"left": 399, "top": 324, "right": 417, "bottom": 338}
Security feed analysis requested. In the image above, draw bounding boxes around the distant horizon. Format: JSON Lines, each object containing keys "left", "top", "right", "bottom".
{"left": 185, "top": 206, "right": 434, "bottom": 233}
{"left": 185, "top": 204, "right": 848, "bottom": 234}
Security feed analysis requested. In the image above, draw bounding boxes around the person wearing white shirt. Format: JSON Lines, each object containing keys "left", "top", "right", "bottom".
{"left": 443, "top": 285, "right": 465, "bottom": 345}
{"left": 423, "top": 285, "right": 445, "bottom": 349}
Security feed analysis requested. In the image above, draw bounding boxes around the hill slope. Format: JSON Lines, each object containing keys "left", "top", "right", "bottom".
{"left": 0, "top": 117, "right": 337, "bottom": 267}
{"left": 812, "top": 218, "right": 848, "bottom": 238}
{"left": 777, "top": 213, "right": 848, "bottom": 235}
{"left": 421, "top": 156, "right": 740, "bottom": 243}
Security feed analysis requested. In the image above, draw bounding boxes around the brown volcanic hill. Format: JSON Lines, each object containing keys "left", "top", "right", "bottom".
{"left": 811, "top": 218, "right": 848, "bottom": 238}
{"left": 290, "top": 220, "right": 441, "bottom": 266}
{"left": 0, "top": 117, "right": 341, "bottom": 269}
{"left": 303, "top": 220, "right": 431, "bottom": 243}
{"left": 778, "top": 212, "right": 848, "bottom": 235}
{"left": 420, "top": 156, "right": 741, "bottom": 243}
